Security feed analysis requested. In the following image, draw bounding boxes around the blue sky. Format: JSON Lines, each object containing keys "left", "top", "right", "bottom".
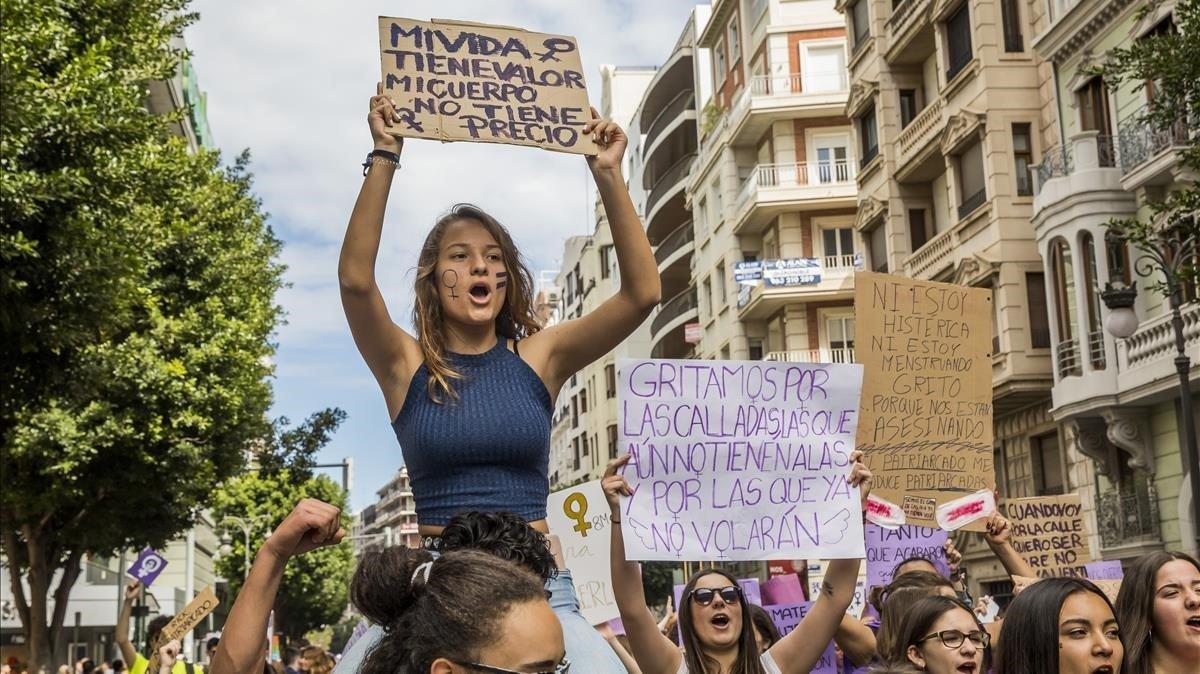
{"left": 186, "top": 1, "right": 700, "bottom": 510}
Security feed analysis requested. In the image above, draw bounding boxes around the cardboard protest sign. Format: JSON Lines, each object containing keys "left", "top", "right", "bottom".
{"left": 378, "top": 17, "right": 598, "bottom": 155}
{"left": 765, "top": 602, "right": 838, "bottom": 674}
{"left": 127, "top": 547, "right": 168, "bottom": 587}
{"left": 1008, "top": 494, "right": 1093, "bottom": 577}
{"left": 854, "top": 272, "right": 994, "bottom": 530}
{"left": 864, "top": 524, "right": 950, "bottom": 590}
{"left": 147, "top": 586, "right": 219, "bottom": 672}
{"left": 547, "top": 480, "right": 620, "bottom": 625}
{"left": 617, "top": 358, "right": 866, "bottom": 561}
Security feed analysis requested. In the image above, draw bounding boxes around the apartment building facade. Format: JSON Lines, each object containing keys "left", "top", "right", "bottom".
{"left": 1030, "top": 0, "right": 1199, "bottom": 559}
{"left": 548, "top": 66, "right": 657, "bottom": 489}
{"left": 680, "top": 0, "right": 860, "bottom": 367}
{"left": 353, "top": 468, "right": 420, "bottom": 555}
{"left": 836, "top": 0, "right": 1061, "bottom": 599}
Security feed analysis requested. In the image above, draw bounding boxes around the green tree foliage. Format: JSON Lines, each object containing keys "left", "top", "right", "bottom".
{"left": 1101, "top": 0, "right": 1199, "bottom": 291}
{"left": 0, "top": 0, "right": 283, "bottom": 664}
{"left": 211, "top": 471, "right": 353, "bottom": 643}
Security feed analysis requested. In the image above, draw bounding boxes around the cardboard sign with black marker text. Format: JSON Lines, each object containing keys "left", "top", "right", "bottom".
{"left": 378, "top": 17, "right": 598, "bottom": 155}
{"left": 854, "top": 271, "right": 995, "bottom": 531}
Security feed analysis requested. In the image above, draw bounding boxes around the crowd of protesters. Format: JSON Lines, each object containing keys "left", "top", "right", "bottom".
{"left": 111, "top": 90, "right": 1200, "bottom": 673}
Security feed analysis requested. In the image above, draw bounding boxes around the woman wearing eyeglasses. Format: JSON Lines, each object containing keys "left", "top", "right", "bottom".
{"left": 600, "top": 452, "right": 872, "bottom": 674}
{"left": 994, "top": 577, "right": 1125, "bottom": 674}
{"left": 887, "top": 596, "right": 988, "bottom": 673}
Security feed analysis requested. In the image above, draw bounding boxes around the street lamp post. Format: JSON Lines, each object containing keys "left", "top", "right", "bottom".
{"left": 1102, "top": 228, "right": 1200, "bottom": 552}
{"left": 219, "top": 515, "right": 272, "bottom": 580}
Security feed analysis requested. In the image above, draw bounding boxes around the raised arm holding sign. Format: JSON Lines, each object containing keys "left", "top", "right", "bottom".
{"left": 602, "top": 453, "right": 871, "bottom": 674}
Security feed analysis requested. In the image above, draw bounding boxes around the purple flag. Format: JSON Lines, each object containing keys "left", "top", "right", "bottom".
{"left": 127, "top": 547, "right": 168, "bottom": 587}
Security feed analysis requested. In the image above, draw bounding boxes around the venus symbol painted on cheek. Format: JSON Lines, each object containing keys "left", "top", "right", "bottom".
{"left": 442, "top": 269, "right": 459, "bottom": 299}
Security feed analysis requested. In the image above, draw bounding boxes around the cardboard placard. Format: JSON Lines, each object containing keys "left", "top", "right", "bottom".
{"left": 864, "top": 524, "right": 950, "bottom": 590}
{"left": 147, "top": 586, "right": 219, "bottom": 671}
{"left": 765, "top": 602, "right": 837, "bottom": 674}
{"left": 854, "top": 272, "right": 995, "bottom": 531}
{"left": 546, "top": 480, "right": 620, "bottom": 625}
{"left": 617, "top": 358, "right": 866, "bottom": 561}
{"left": 378, "top": 17, "right": 598, "bottom": 155}
{"left": 1008, "top": 494, "right": 1093, "bottom": 577}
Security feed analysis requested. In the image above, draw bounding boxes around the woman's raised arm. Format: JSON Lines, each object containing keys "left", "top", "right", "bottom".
{"left": 526, "top": 109, "right": 661, "bottom": 389}
{"left": 602, "top": 456, "right": 681, "bottom": 674}
{"left": 339, "top": 85, "right": 420, "bottom": 416}
{"left": 768, "top": 452, "right": 872, "bottom": 674}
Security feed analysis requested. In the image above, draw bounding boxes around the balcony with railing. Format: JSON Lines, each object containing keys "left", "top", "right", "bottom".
{"left": 655, "top": 219, "right": 695, "bottom": 272}
{"left": 725, "top": 72, "right": 849, "bottom": 146}
{"left": 1097, "top": 479, "right": 1160, "bottom": 552}
{"left": 1117, "top": 107, "right": 1191, "bottom": 188}
{"left": 1115, "top": 301, "right": 1200, "bottom": 393}
{"left": 1056, "top": 338, "right": 1081, "bottom": 378}
{"left": 885, "top": 0, "right": 936, "bottom": 65}
{"left": 737, "top": 255, "right": 857, "bottom": 320}
{"left": 1033, "top": 131, "right": 1132, "bottom": 228}
{"left": 644, "top": 152, "right": 696, "bottom": 240}
{"left": 894, "top": 97, "right": 946, "bottom": 179}
{"left": 650, "top": 286, "right": 699, "bottom": 348}
{"left": 764, "top": 347, "right": 856, "bottom": 364}
{"left": 904, "top": 225, "right": 957, "bottom": 279}
{"left": 730, "top": 160, "right": 858, "bottom": 234}
{"left": 643, "top": 90, "right": 697, "bottom": 166}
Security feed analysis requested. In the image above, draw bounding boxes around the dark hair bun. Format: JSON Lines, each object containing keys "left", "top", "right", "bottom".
{"left": 350, "top": 546, "right": 435, "bottom": 627}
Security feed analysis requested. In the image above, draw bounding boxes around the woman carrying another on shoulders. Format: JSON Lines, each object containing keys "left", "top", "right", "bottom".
{"left": 338, "top": 85, "right": 659, "bottom": 671}
{"left": 601, "top": 452, "right": 873, "bottom": 674}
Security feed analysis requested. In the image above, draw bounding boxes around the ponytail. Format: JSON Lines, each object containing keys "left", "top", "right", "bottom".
{"left": 351, "top": 547, "right": 546, "bottom": 673}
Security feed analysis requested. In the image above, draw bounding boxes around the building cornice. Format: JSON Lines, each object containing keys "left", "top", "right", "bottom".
{"left": 1031, "top": 0, "right": 1138, "bottom": 66}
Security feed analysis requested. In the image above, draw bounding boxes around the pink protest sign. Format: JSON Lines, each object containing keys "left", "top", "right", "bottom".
{"left": 761, "top": 573, "right": 806, "bottom": 605}
{"left": 617, "top": 358, "right": 866, "bottom": 561}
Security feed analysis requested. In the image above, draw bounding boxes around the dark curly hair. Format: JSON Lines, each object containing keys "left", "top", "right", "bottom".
{"left": 439, "top": 511, "right": 557, "bottom": 582}
{"left": 353, "top": 548, "right": 548, "bottom": 674}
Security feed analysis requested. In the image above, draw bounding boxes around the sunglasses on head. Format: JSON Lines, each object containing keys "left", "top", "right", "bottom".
{"left": 453, "top": 658, "right": 570, "bottom": 674}
{"left": 689, "top": 585, "right": 741, "bottom": 606}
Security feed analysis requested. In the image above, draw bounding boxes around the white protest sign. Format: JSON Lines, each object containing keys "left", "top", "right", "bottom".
{"left": 547, "top": 480, "right": 620, "bottom": 625}
{"left": 617, "top": 358, "right": 866, "bottom": 561}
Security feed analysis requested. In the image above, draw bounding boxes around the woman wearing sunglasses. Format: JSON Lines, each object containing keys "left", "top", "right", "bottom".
{"left": 210, "top": 500, "right": 570, "bottom": 674}
{"left": 888, "top": 596, "right": 989, "bottom": 673}
{"left": 601, "top": 451, "right": 872, "bottom": 674}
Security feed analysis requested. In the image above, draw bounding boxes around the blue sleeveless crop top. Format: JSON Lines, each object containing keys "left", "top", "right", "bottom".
{"left": 391, "top": 337, "right": 553, "bottom": 526}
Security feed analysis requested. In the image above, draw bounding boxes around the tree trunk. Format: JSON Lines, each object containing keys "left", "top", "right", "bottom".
{"left": 4, "top": 524, "right": 84, "bottom": 673}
